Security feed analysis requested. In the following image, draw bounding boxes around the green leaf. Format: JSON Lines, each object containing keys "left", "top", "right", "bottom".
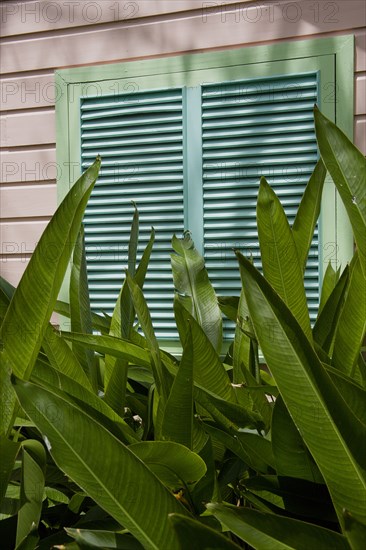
{"left": 236, "top": 367, "right": 273, "bottom": 432}
{"left": 313, "top": 265, "right": 349, "bottom": 353}
{"left": 54, "top": 299, "right": 110, "bottom": 332}
{"left": 171, "top": 233, "right": 222, "bottom": 354}
{"left": 292, "top": 159, "right": 326, "bottom": 273}
{"left": 42, "top": 324, "right": 94, "bottom": 392}
{"left": 0, "top": 157, "right": 100, "bottom": 380}
{"left": 256, "top": 177, "right": 311, "bottom": 340}
{"left": 65, "top": 528, "right": 144, "bottom": 549}
{"left": 70, "top": 226, "right": 97, "bottom": 392}
{"left": 0, "top": 276, "right": 14, "bottom": 317}
{"left": 325, "top": 365, "right": 366, "bottom": 427}
{"left": 15, "top": 524, "right": 39, "bottom": 550}
{"left": 13, "top": 378, "right": 188, "bottom": 550}
{"left": 236, "top": 251, "right": 366, "bottom": 526}
{"left": 129, "top": 441, "right": 206, "bottom": 491}
{"left": 174, "top": 299, "right": 236, "bottom": 402}
{"left": 218, "top": 296, "right": 239, "bottom": 323}
{"left": 207, "top": 503, "right": 350, "bottom": 550}
{"left": 203, "top": 424, "right": 274, "bottom": 474}
{"left": 105, "top": 223, "right": 155, "bottom": 414}
{"left": 128, "top": 202, "right": 139, "bottom": 277}
{"left": 31, "top": 358, "right": 138, "bottom": 445}
{"left": 233, "top": 289, "right": 252, "bottom": 383}
{"left": 318, "top": 263, "right": 340, "bottom": 315}
{"left": 332, "top": 253, "right": 366, "bottom": 378}
{"left": 104, "top": 205, "right": 139, "bottom": 411}
{"left": 0, "top": 157, "right": 100, "bottom": 436}
{"left": 161, "top": 326, "right": 194, "bottom": 448}
{"left": 16, "top": 440, "right": 46, "bottom": 547}
{"left": 44, "top": 487, "right": 69, "bottom": 504}
{"left": 243, "top": 476, "right": 336, "bottom": 523}
{"left": 60, "top": 333, "right": 151, "bottom": 369}
{"left": 314, "top": 106, "right": 366, "bottom": 277}
{"left": 191, "top": 437, "right": 219, "bottom": 513}
{"left": 272, "top": 396, "right": 323, "bottom": 483}
{"left": 343, "top": 509, "right": 366, "bottom": 550}
{"left": 0, "top": 437, "right": 20, "bottom": 505}
{"left": 169, "top": 513, "right": 240, "bottom": 549}
{"left": 126, "top": 273, "right": 169, "bottom": 402}
{"left": 0, "top": 278, "right": 94, "bottom": 405}
{"left": 194, "top": 386, "right": 264, "bottom": 432}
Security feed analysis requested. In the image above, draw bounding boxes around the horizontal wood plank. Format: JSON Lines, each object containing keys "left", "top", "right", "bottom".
{"left": 1, "top": 1, "right": 365, "bottom": 74}
{"left": 0, "top": 109, "right": 55, "bottom": 147}
{"left": 0, "top": 73, "right": 56, "bottom": 110}
{"left": 0, "top": 0, "right": 247, "bottom": 36}
{"left": 0, "top": 183, "right": 56, "bottom": 218}
{"left": 0, "top": 147, "right": 67, "bottom": 184}
{"left": 0, "top": 256, "right": 30, "bottom": 286}
{"left": 355, "top": 115, "right": 366, "bottom": 154}
{"left": 0, "top": 219, "right": 49, "bottom": 255}
{"left": 355, "top": 73, "right": 366, "bottom": 115}
{"left": 355, "top": 28, "right": 366, "bottom": 72}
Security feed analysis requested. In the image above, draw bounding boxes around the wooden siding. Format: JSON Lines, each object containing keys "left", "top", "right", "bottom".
{"left": 1, "top": 0, "right": 365, "bottom": 286}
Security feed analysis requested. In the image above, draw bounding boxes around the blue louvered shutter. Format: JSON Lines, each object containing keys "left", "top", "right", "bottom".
{"left": 80, "top": 88, "right": 185, "bottom": 338}
{"left": 80, "top": 73, "right": 320, "bottom": 341}
{"left": 201, "top": 73, "right": 320, "bottom": 336}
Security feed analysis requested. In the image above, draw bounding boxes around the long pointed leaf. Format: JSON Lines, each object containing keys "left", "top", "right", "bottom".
{"left": 207, "top": 503, "right": 350, "bottom": 550}
{"left": 344, "top": 510, "right": 366, "bottom": 550}
{"left": 332, "top": 253, "right": 366, "bottom": 378}
{"left": 65, "top": 528, "right": 143, "bottom": 549}
{"left": 161, "top": 326, "right": 194, "bottom": 448}
{"left": 0, "top": 437, "right": 20, "bottom": 506}
{"left": 61, "top": 332, "right": 151, "bottom": 368}
{"left": 0, "top": 278, "right": 94, "bottom": 393}
{"left": 54, "top": 299, "right": 110, "bottom": 332}
{"left": 313, "top": 264, "right": 349, "bottom": 353}
{"left": 42, "top": 324, "right": 93, "bottom": 392}
{"left": 0, "top": 157, "right": 100, "bottom": 380}
{"left": 174, "top": 299, "right": 235, "bottom": 402}
{"left": 236, "top": 251, "right": 366, "bottom": 526}
{"left": 325, "top": 365, "right": 366, "bottom": 426}
{"left": 203, "top": 423, "right": 274, "bottom": 474}
{"left": 129, "top": 441, "right": 206, "bottom": 490}
{"left": 126, "top": 273, "right": 169, "bottom": 402}
{"left": 70, "top": 226, "right": 97, "bottom": 392}
{"left": 169, "top": 513, "right": 240, "bottom": 549}
{"left": 0, "top": 157, "right": 101, "bottom": 436}
{"left": 13, "top": 378, "right": 188, "bottom": 550}
{"left": 272, "top": 396, "right": 323, "bottom": 483}
{"left": 16, "top": 440, "right": 46, "bottom": 547}
{"left": 171, "top": 233, "right": 222, "bottom": 353}
{"left": 31, "top": 359, "right": 138, "bottom": 445}
{"left": 257, "top": 177, "right": 311, "bottom": 340}
{"left": 233, "top": 289, "right": 252, "bottom": 383}
{"left": 104, "top": 205, "right": 139, "bottom": 406}
{"left": 318, "top": 263, "right": 340, "bottom": 315}
{"left": 105, "top": 224, "right": 155, "bottom": 413}
{"left": 314, "top": 106, "right": 366, "bottom": 276}
{"left": 292, "top": 159, "right": 326, "bottom": 273}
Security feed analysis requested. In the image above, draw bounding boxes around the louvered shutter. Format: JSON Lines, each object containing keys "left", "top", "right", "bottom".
{"left": 201, "top": 73, "right": 320, "bottom": 336}
{"left": 80, "top": 88, "right": 184, "bottom": 338}
{"left": 80, "top": 73, "right": 320, "bottom": 341}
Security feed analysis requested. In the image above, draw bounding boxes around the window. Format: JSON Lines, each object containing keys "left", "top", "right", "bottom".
{"left": 56, "top": 36, "right": 354, "bottom": 342}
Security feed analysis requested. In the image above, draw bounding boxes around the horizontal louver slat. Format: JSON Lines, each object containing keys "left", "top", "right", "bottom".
{"left": 81, "top": 88, "right": 184, "bottom": 338}
{"left": 202, "top": 73, "right": 320, "bottom": 338}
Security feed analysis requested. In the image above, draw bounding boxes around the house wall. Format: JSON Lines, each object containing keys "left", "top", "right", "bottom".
{"left": 1, "top": 0, "right": 365, "bottom": 286}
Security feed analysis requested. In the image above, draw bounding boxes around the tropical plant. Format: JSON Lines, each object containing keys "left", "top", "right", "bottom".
{"left": 0, "top": 106, "right": 365, "bottom": 549}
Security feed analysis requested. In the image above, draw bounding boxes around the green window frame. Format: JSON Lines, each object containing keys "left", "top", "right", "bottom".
{"left": 56, "top": 35, "right": 354, "bottom": 348}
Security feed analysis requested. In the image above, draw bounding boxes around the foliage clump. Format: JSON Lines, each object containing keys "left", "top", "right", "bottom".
{"left": 0, "top": 107, "right": 365, "bottom": 549}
